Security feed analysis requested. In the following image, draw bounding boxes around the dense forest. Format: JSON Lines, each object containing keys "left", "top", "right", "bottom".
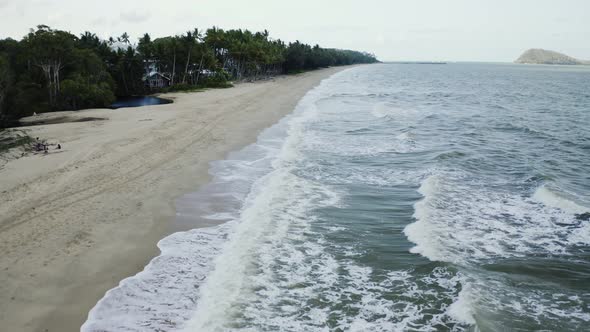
{"left": 0, "top": 25, "right": 378, "bottom": 127}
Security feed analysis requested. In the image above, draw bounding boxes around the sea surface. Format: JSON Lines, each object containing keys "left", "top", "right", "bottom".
{"left": 83, "top": 63, "right": 590, "bottom": 331}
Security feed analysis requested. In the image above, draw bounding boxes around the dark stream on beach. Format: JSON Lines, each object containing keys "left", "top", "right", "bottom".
{"left": 84, "top": 63, "right": 590, "bottom": 331}
{"left": 109, "top": 96, "right": 171, "bottom": 109}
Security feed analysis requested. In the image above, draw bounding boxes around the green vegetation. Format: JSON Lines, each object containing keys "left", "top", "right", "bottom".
{"left": 0, "top": 129, "right": 33, "bottom": 153}
{"left": 0, "top": 25, "right": 378, "bottom": 127}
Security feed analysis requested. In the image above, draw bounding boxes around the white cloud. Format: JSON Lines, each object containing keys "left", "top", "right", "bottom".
{"left": 0, "top": 0, "right": 589, "bottom": 61}
{"left": 119, "top": 9, "right": 151, "bottom": 24}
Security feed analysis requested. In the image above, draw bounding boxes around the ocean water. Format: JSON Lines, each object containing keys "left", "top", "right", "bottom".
{"left": 82, "top": 63, "right": 590, "bottom": 332}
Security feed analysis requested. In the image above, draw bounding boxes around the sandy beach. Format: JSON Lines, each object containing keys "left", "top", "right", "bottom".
{"left": 0, "top": 66, "right": 349, "bottom": 332}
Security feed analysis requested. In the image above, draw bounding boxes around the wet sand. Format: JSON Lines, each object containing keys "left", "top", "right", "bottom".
{"left": 0, "top": 66, "right": 351, "bottom": 332}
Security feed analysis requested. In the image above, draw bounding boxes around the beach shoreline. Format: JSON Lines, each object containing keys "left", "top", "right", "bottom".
{"left": 0, "top": 66, "right": 352, "bottom": 332}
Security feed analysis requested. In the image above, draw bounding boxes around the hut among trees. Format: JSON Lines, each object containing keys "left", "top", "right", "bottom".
{"left": 0, "top": 25, "right": 378, "bottom": 128}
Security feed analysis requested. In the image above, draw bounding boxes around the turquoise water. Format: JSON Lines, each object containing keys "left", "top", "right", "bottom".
{"left": 84, "top": 63, "right": 590, "bottom": 332}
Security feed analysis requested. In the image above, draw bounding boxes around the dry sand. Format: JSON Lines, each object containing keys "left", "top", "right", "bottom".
{"left": 0, "top": 66, "right": 349, "bottom": 332}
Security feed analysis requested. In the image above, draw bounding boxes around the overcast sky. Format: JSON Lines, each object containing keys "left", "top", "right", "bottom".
{"left": 1, "top": 0, "right": 589, "bottom": 62}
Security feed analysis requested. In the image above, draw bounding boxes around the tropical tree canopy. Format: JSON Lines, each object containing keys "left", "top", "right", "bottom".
{"left": 0, "top": 25, "right": 378, "bottom": 127}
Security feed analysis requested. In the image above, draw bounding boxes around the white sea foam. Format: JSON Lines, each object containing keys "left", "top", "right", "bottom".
{"left": 371, "top": 102, "right": 422, "bottom": 120}
{"left": 404, "top": 175, "right": 438, "bottom": 259}
{"left": 371, "top": 102, "right": 400, "bottom": 118}
{"left": 302, "top": 127, "right": 420, "bottom": 157}
{"left": 306, "top": 164, "right": 429, "bottom": 188}
{"left": 447, "top": 283, "right": 476, "bottom": 325}
{"left": 532, "top": 186, "right": 590, "bottom": 245}
{"left": 84, "top": 63, "right": 590, "bottom": 332}
{"left": 180, "top": 76, "right": 346, "bottom": 331}
{"left": 405, "top": 173, "right": 590, "bottom": 330}
{"left": 405, "top": 172, "right": 590, "bottom": 265}
{"left": 532, "top": 185, "right": 588, "bottom": 214}
{"left": 82, "top": 66, "right": 343, "bottom": 332}
{"left": 81, "top": 223, "right": 232, "bottom": 332}
{"left": 461, "top": 276, "right": 590, "bottom": 330}
{"left": 179, "top": 68, "right": 467, "bottom": 331}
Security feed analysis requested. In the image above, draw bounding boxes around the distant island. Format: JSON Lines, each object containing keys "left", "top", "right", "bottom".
{"left": 515, "top": 48, "right": 589, "bottom": 65}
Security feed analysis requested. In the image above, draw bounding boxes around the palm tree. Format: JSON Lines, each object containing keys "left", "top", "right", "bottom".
{"left": 170, "top": 37, "right": 178, "bottom": 84}
{"left": 120, "top": 32, "right": 130, "bottom": 44}
{"left": 182, "top": 29, "right": 203, "bottom": 84}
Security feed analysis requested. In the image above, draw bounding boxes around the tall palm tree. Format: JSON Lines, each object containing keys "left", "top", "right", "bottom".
{"left": 182, "top": 29, "right": 202, "bottom": 84}
{"left": 120, "top": 32, "right": 130, "bottom": 44}
{"left": 170, "top": 37, "right": 178, "bottom": 84}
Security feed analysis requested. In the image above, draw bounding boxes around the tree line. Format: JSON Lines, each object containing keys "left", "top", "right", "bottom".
{"left": 0, "top": 25, "right": 378, "bottom": 127}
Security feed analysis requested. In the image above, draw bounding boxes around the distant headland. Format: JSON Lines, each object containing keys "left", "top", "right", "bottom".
{"left": 515, "top": 49, "right": 589, "bottom": 65}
